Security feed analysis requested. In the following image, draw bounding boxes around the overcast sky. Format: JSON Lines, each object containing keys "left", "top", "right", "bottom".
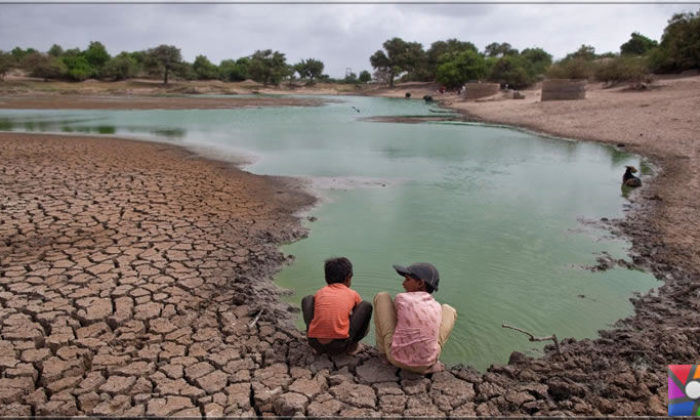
{"left": 0, "top": 3, "right": 696, "bottom": 78}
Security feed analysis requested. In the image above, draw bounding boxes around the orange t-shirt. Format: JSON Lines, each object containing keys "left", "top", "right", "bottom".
{"left": 307, "top": 283, "right": 362, "bottom": 339}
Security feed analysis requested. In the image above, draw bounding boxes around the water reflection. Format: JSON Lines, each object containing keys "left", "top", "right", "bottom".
{"left": 151, "top": 128, "right": 186, "bottom": 138}
{"left": 97, "top": 126, "right": 116, "bottom": 134}
{"left": 608, "top": 146, "right": 630, "bottom": 166}
{"left": 0, "top": 116, "right": 186, "bottom": 140}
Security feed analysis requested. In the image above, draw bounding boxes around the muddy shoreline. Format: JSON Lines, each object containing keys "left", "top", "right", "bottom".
{"left": 1, "top": 80, "right": 698, "bottom": 415}
{"left": 0, "top": 94, "right": 330, "bottom": 110}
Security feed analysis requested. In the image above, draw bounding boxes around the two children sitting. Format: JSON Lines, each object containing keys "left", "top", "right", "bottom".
{"left": 302, "top": 257, "right": 457, "bottom": 374}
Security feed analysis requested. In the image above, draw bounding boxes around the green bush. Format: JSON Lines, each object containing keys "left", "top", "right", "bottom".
{"left": 61, "top": 55, "right": 94, "bottom": 81}
{"left": 102, "top": 53, "right": 139, "bottom": 80}
{"left": 650, "top": 10, "right": 700, "bottom": 73}
{"left": 620, "top": 32, "right": 658, "bottom": 56}
{"left": 594, "top": 56, "right": 650, "bottom": 84}
{"left": 0, "top": 51, "right": 13, "bottom": 80}
{"left": 435, "top": 49, "right": 487, "bottom": 89}
{"left": 193, "top": 55, "right": 219, "bottom": 80}
{"left": 23, "top": 53, "right": 66, "bottom": 80}
{"left": 219, "top": 58, "right": 249, "bottom": 82}
{"left": 488, "top": 55, "right": 533, "bottom": 89}
{"left": 358, "top": 70, "right": 372, "bottom": 83}
{"left": 546, "top": 58, "right": 593, "bottom": 80}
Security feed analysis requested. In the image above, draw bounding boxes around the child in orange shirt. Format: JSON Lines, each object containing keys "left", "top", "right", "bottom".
{"left": 302, "top": 257, "right": 373, "bottom": 355}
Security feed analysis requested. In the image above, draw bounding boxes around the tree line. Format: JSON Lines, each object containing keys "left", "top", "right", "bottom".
{"left": 0, "top": 9, "right": 697, "bottom": 87}
{"left": 370, "top": 9, "right": 699, "bottom": 89}
{"left": 0, "top": 42, "right": 370, "bottom": 86}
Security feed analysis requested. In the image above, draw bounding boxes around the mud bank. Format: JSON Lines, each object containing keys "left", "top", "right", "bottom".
{"left": 0, "top": 94, "right": 329, "bottom": 110}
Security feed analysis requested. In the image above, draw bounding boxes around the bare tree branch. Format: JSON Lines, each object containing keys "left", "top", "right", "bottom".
{"left": 502, "top": 323, "right": 562, "bottom": 356}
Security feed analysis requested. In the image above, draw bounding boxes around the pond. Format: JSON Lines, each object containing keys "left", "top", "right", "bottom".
{"left": 0, "top": 95, "right": 657, "bottom": 370}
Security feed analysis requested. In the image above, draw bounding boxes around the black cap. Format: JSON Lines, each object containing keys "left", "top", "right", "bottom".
{"left": 393, "top": 262, "right": 440, "bottom": 292}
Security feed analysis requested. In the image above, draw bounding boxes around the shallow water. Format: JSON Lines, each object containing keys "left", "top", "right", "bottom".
{"left": 0, "top": 95, "right": 657, "bottom": 369}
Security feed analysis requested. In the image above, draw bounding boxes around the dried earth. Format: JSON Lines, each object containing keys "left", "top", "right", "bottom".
{"left": 1, "top": 75, "right": 699, "bottom": 416}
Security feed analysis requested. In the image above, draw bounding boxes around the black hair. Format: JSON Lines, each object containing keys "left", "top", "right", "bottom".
{"left": 325, "top": 257, "right": 353, "bottom": 285}
{"left": 410, "top": 275, "right": 434, "bottom": 294}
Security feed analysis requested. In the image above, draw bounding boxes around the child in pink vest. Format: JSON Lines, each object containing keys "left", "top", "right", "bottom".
{"left": 374, "top": 262, "right": 457, "bottom": 373}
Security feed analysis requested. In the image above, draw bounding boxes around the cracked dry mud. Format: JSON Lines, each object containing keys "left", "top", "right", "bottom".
{"left": 0, "top": 130, "right": 695, "bottom": 417}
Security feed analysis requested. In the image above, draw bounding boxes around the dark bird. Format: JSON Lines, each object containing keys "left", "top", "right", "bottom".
{"left": 352, "top": 106, "right": 360, "bottom": 113}
{"left": 623, "top": 166, "right": 642, "bottom": 187}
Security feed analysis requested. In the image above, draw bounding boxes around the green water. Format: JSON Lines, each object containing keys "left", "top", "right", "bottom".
{"left": 0, "top": 95, "right": 657, "bottom": 370}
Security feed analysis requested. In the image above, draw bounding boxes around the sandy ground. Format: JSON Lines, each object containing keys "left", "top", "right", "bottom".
{"left": 1, "top": 76, "right": 699, "bottom": 416}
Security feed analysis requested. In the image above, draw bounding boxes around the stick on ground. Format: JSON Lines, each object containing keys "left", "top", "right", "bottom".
{"left": 502, "top": 323, "right": 562, "bottom": 356}
{"left": 249, "top": 309, "right": 265, "bottom": 329}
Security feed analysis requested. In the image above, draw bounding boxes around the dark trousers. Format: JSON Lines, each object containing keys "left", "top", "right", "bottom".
{"left": 301, "top": 295, "right": 372, "bottom": 355}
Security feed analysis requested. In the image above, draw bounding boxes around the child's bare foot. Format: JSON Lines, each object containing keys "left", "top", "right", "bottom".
{"left": 427, "top": 361, "right": 445, "bottom": 373}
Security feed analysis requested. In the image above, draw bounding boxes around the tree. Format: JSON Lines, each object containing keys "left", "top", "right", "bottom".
{"left": 358, "top": 70, "right": 372, "bottom": 83}
{"left": 82, "top": 41, "right": 111, "bottom": 77}
{"left": 484, "top": 42, "right": 518, "bottom": 57}
{"left": 174, "top": 62, "right": 197, "bottom": 81}
{"left": 61, "top": 55, "right": 94, "bottom": 81}
{"left": 565, "top": 44, "right": 597, "bottom": 61}
{"left": 546, "top": 57, "right": 594, "bottom": 80}
{"left": 247, "top": 50, "right": 287, "bottom": 85}
{"left": 192, "top": 55, "right": 219, "bottom": 80}
{"left": 594, "top": 55, "right": 649, "bottom": 84}
{"left": 48, "top": 44, "right": 64, "bottom": 57}
{"left": 219, "top": 57, "right": 250, "bottom": 82}
{"left": 435, "top": 49, "right": 488, "bottom": 88}
{"left": 428, "top": 39, "right": 478, "bottom": 63}
{"left": 520, "top": 47, "right": 553, "bottom": 78}
{"left": 295, "top": 58, "right": 324, "bottom": 82}
{"left": 0, "top": 51, "right": 14, "bottom": 80}
{"left": 102, "top": 52, "right": 139, "bottom": 80}
{"left": 648, "top": 11, "right": 700, "bottom": 72}
{"left": 427, "top": 39, "right": 478, "bottom": 79}
{"left": 129, "top": 51, "right": 148, "bottom": 68}
{"left": 343, "top": 72, "right": 358, "bottom": 84}
{"left": 11, "top": 47, "right": 37, "bottom": 64}
{"left": 146, "top": 45, "right": 182, "bottom": 85}
{"left": 620, "top": 32, "right": 658, "bottom": 56}
{"left": 22, "top": 53, "right": 66, "bottom": 80}
{"left": 488, "top": 55, "right": 532, "bottom": 89}
{"left": 370, "top": 37, "right": 426, "bottom": 87}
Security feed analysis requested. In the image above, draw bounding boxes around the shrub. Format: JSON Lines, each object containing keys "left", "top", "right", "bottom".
{"left": 61, "top": 55, "right": 94, "bottom": 81}
{"left": 546, "top": 58, "right": 593, "bottom": 80}
{"left": 23, "top": 53, "right": 66, "bottom": 80}
{"left": 650, "top": 10, "right": 700, "bottom": 73}
{"left": 594, "top": 56, "right": 650, "bottom": 85}
{"left": 488, "top": 55, "right": 533, "bottom": 89}
{"left": 102, "top": 53, "right": 139, "bottom": 80}
{"left": 436, "top": 49, "right": 487, "bottom": 89}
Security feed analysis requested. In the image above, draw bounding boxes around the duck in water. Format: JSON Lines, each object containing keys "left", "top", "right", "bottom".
{"left": 623, "top": 166, "right": 642, "bottom": 187}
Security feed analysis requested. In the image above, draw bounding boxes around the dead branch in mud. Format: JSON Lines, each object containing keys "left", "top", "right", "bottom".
{"left": 502, "top": 323, "right": 562, "bottom": 357}
{"left": 249, "top": 309, "right": 265, "bottom": 329}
